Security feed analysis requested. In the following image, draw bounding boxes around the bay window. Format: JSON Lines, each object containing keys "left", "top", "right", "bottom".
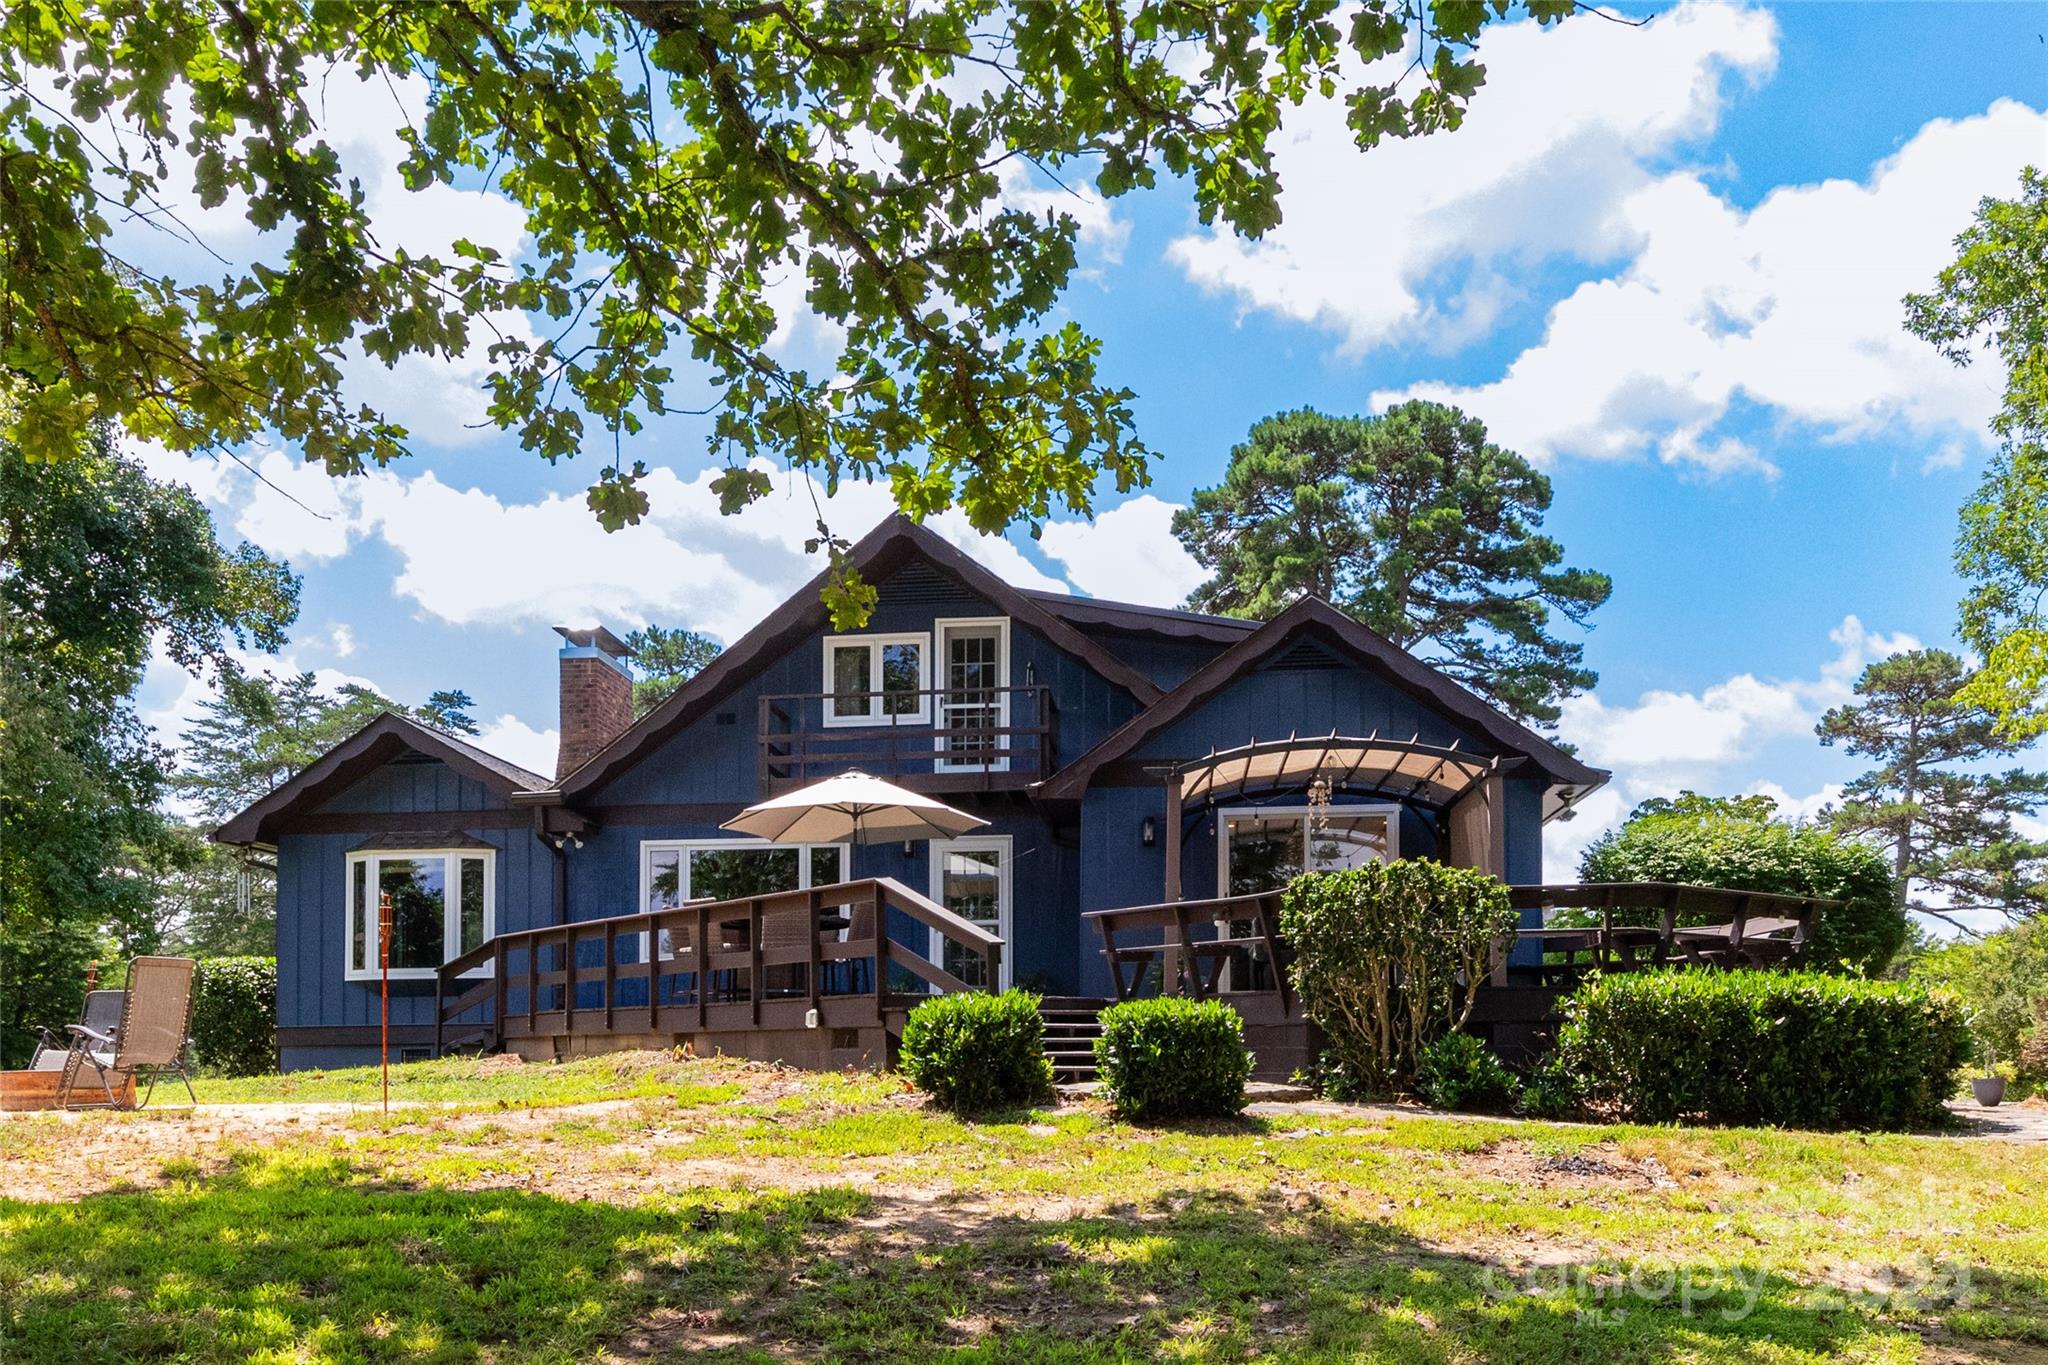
{"left": 346, "top": 847, "right": 495, "bottom": 980}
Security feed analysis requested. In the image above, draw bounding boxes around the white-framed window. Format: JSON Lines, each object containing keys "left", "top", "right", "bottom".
{"left": 929, "top": 835, "right": 1011, "bottom": 991}
{"left": 1216, "top": 805, "right": 1400, "bottom": 896}
{"left": 933, "top": 617, "right": 1010, "bottom": 772}
{"left": 639, "top": 838, "right": 851, "bottom": 959}
{"left": 346, "top": 848, "right": 495, "bottom": 981}
{"left": 822, "top": 633, "right": 930, "bottom": 726}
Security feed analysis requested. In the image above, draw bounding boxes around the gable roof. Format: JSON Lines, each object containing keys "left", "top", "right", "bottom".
{"left": 1039, "top": 597, "right": 1608, "bottom": 804}
{"left": 552, "top": 514, "right": 1164, "bottom": 801}
{"left": 214, "top": 712, "right": 549, "bottom": 846}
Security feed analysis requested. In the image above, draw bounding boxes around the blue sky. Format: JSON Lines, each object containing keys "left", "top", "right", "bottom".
{"left": 130, "top": 1, "right": 2048, "bottom": 919}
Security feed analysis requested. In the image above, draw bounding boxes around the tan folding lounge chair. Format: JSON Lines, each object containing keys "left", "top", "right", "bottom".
{"left": 57, "top": 956, "right": 199, "bottom": 1109}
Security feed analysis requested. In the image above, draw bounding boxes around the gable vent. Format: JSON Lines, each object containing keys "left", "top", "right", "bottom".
{"left": 881, "top": 561, "right": 987, "bottom": 610}
{"left": 1263, "top": 638, "right": 1344, "bottom": 672}
{"left": 390, "top": 748, "right": 440, "bottom": 766}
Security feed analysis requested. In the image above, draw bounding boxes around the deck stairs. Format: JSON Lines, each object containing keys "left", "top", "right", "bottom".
{"left": 1037, "top": 997, "right": 1111, "bottom": 1084}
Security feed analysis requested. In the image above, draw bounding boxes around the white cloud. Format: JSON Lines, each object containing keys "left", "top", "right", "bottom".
{"left": 329, "top": 625, "right": 358, "bottom": 659}
{"left": 1543, "top": 615, "right": 1917, "bottom": 875}
{"left": 1378, "top": 99, "right": 2047, "bottom": 474}
{"left": 474, "top": 713, "right": 560, "bottom": 779}
{"left": 1038, "top": 495, "right": 1206, "bottom": 605}
{"left": 1168, "top": 1, "right": 1779, "bottom": 354}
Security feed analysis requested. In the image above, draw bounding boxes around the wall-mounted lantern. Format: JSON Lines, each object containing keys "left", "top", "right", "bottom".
{"left": 1140, "top": 815, "right": 1156, "bottom": 848}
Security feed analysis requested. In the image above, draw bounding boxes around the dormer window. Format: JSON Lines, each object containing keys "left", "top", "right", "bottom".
{"left": 822, "top": 634, "right": 930, "bottom": 725}
{"left": 345, "top": 839, "right": 496, "bottom": 980}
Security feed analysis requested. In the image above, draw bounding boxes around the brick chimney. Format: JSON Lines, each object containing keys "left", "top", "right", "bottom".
{"left": 554, "top": 626, "right": 635, "bottom": 779}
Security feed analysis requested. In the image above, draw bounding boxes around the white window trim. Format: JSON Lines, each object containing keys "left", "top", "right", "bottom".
{"left": 821, "top": 632, "right": 931, "bottom": 727}
{"left": 344, "top": 848, "right": 496, "bottom": 982}
{"left": 933, "top": 617, "right": 1011, "bottom": 773}
{"left": 928, "top": 834, "right": 1012, "bottom": 991}
{"left": 1215, "top": 804, "right": 1402, "bottom": 894}
{"left": 637, "top": 837, "right": 852, "bottom": 961}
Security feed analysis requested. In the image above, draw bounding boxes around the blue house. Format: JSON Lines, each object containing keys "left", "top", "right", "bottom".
{"left": 218, "top": 513, "right": 1610, "bottom": 1075}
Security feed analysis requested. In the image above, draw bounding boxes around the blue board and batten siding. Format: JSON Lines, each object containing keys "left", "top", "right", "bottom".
{"left": 274, "top": 760, "right": 557, "bottom": 1070}
{"left": 264, "top": 546, "right": 1577, "bottom": 1066}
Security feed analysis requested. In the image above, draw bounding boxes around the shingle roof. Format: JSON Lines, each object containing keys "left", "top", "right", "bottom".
{"left": 214, "top": 712, "right": 549, "bottom": 846}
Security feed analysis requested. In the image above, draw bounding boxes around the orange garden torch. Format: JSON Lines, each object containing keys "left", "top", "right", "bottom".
{"left": 378, "top": 890, "right": 393, "bottom": 1114}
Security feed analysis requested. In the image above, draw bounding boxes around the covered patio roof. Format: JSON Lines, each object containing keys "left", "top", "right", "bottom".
{"left": 1172, "top": 733, "right": 1507, "bottom": 812}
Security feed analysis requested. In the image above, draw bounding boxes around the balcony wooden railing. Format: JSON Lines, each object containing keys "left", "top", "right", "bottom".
{"left": 434, "top": 876, "right": 1002, "bottom": 1052}
{"left": 757, "top": 685, "right": 1053, "bottom": 791}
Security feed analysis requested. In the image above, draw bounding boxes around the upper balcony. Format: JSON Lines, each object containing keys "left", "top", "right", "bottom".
{"left": 757, "top": 685, "right": 1054, "bottom": 794}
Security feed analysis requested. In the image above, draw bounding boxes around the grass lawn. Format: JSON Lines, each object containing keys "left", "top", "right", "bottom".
{"left": 2, "top": 1053, "right": 2043, "bottom": 1362}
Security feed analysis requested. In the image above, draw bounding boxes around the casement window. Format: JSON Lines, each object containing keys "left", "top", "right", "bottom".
{"left": 822, "top": 633, "right": 929, "bottom": 726}
{"left": 345, "top": 848, "right": 495, "bottom": 981}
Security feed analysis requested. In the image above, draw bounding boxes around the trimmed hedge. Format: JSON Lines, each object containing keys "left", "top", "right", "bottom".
{"left": 1094, "top": 997, "right": 1253, "bottom": 1121}
{"left": 1554, "top": 969, "right": 1971, "bottom": 1130}
{"left": 899, "top": 990, "right": 1054, "bottom": 1113}
{"left": 191, "top": 957, "right": 277, "bottom": 1076}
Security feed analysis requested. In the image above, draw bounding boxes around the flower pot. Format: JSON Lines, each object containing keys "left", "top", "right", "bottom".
{"left": 1972, "top": 1076, "right": 2007, "bottom": 1108}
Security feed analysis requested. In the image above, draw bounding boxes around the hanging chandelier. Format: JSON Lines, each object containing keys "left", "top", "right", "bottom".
{"left": 1306, "top": 773, "right": 1332, "bottom": 830}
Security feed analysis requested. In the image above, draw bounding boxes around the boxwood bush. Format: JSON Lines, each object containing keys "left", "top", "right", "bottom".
{"left": 191, "top": 957, "right": 277, "bottom": 1076}
{"left": 1414, "top": 1032, "right": 1520, "bottom": 1113}
{"left": 1094, "top": 997, "right": 1253, "bottom": 1121}
{"left": 898, "top": 990, "right": 1054, "bottom": 1113}
{"left": 1554, "top": 969, "right": 1971, "bottom": 1130}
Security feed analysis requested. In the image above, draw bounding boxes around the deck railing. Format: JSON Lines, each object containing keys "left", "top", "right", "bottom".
{"left": 1508, "top": 882, "right": 1829, "bottom": 981}
{"left": 1083, "top": 881, "right": 1833, "bottom": 1009}
{"left": 757, "top": 685, "right": 1053, "bottom": 790}
{"left": 1084, "top": 891, "right": 1293, "bottom": 1012}
{"left": 434, "top": 876, "right": 1002, "bottom": 1052}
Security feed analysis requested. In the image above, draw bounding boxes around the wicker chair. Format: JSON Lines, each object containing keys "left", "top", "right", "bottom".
{"left": 57, "top": 956, "right": 199, "bottom": 1110}
{"left": 29, "top": 990, "right": 125, "bottom": 1071}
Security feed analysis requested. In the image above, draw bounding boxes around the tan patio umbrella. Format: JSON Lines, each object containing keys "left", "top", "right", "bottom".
{"left": 721, "top": 770, "right": 989, "bottom": 845}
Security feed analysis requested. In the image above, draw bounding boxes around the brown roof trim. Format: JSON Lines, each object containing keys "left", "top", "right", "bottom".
{"left": 214, "top": 713, "right": 549, "bottom": 846}
{"left": 1039, "top": 597, "right": 1608, "bottom": 802}
{"left": 555, "top": 514, "right": 1163, "bottom": 801}
{"left": 1019, "top": 590, "right": 1258, "bottom": 645}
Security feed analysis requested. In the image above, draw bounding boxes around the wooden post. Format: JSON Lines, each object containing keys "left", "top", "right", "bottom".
{"left": 696, "top": 903, "right": 711, "bottom": 1028}
{"left": 1163, "top": 771, "right": 1183, "bottom": 903}
{"left": 378, "top": 890, "right": 392, "bottom": 1115}
{"left": 808, "top": 889, "right": 823, "bottom": 1011}
{"left": 647, "top": 915, "right": 660, "bottom": 1034}
{"left": 749, "top": 899, "right": 764, "bottom": 1026}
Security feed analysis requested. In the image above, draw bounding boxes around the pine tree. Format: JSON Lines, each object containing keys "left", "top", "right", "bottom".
{"left": 1817, "top": 649, "right": 2048, "bottom": 931}
{"left": 1173, "top": 402, "right": 1610, "bottom": 727}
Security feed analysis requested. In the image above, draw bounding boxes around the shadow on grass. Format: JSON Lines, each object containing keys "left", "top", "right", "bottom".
{"left": 1, "top": 1156, "right": 2038, "bottom": 1363}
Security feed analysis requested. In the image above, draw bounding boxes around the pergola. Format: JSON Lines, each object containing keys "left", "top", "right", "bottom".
{"left": 1155, "top": 732, "right": 1515, "bottom": 900}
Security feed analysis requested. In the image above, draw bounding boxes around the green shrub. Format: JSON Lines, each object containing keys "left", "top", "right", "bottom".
{"left": 191, "top": 957, "right": 277, "bottom": 1076}
{"left": 1908, "top": 918, "right": 2048, "bottom": 1095}
{"left": 1516, "top": 1052, "right": 1584, "bottom": 1121}
{"left": 1094, "top": 997, "right": 1252, "bottom": 1121}
{"left": 1554, "top": 969, "right": 1971, "bottom": 1130}
{"left": 1414, "top": 1032, "right": 1520, "bottom": 1113}
{"left": 898, "top": 990, "right": 1053, "bottom": 1113}
{"left": 1578, "top": 793, "right": 1904, "bottom": 973}
{"left": 1281, "top": 861, "right": 1515, "bottom": 1096}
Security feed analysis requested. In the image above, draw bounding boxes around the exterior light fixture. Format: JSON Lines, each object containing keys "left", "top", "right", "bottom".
{"left": 1140, "top": 815, "right": 1156, "bottom": 847}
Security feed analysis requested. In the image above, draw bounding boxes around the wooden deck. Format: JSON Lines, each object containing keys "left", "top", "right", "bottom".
{"left": 435, "top": 876, "right": 1001, "bottom": 1070}
{"left": 1085, "top": 881, "right": 1834, "bottom": 1071}
{"left": 436, "top": 879, "right": 1832, "bottom": 1076}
